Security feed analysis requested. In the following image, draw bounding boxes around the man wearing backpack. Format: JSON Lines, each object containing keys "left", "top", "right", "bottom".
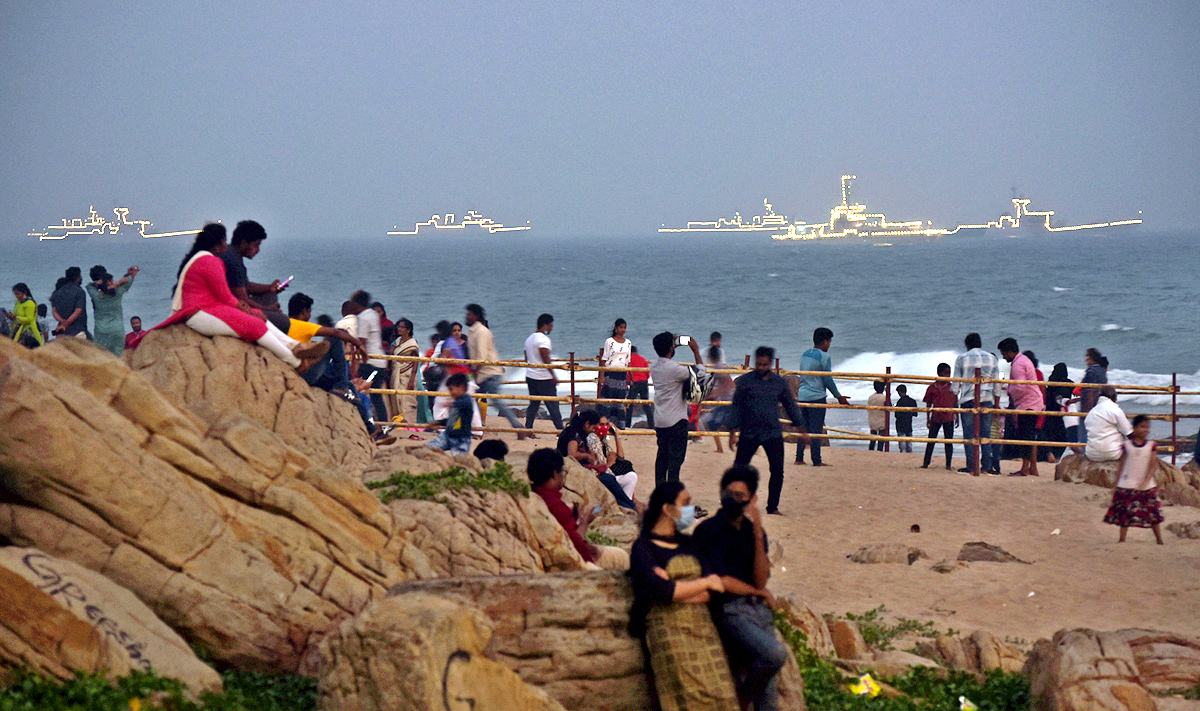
{"left": 649, "top": 331, "right": 705, "bottom": 487}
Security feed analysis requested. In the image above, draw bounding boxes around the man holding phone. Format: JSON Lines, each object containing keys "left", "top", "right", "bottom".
{"left": 649, "top": 331, "right": 704, "bottom": 486}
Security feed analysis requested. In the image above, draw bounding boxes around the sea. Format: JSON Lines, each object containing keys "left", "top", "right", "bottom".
{"left": 9, "top": 227, "right": 1198, "bottom": 453}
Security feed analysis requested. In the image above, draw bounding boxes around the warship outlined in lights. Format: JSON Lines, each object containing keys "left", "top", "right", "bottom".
{"left": 771, "top": 175, "right": 972, "bottom": 240}
{"left": 657, "top": 199, "right": 793, "bottom": 232}
{"left": 387, "top": 210, "right": 531, "bottom": 236}
{"left": 31, "top": 206, "right": 197, "bottom": 242}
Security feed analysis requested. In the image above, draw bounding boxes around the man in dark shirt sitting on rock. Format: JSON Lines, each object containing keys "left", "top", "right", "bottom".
{"left": 693, "top": 465, "right": 788, "bottom": 711}
{"left": 729, "top": 346, "right": 806, "bottom": 515}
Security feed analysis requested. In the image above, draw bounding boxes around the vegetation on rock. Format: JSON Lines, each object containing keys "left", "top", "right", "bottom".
{"left": 840, "top": 605, "right": 947, "bottom": 651}
{"left": 366, "top": 462, "right": 531, "bottom": 503}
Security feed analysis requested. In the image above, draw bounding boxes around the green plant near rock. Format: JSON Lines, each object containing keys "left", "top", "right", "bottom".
{"left": 0, "top": 668, "right": 317, "bottom": 711}
{"left": 840, "top": 606, "right": 944, "bottom": 651}
{"left": 585, "top": 530, "right": 621, "bottom": 547}
{"left": 365, "top": 462, "right": 530, "bottom": 504}
{"left": 775, "top": 611, "right": 1030, "bottom": 710}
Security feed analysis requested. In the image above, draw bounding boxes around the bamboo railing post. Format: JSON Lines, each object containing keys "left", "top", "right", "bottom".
{"left": 884, "top": 366, "right": 892, "bottom": 453}
{"left": 569, "top": 351, "right": 577, "bottom": 419}
{"left": 775, "top": 357, "right": 780, "bottom": 373}
{"left": 1172, "top": 373, "right": 1178, "bottom": 466}
{"left": 973, "top": 367, "right": 982, "bottom": 477}
{"left": 743, "top": 355, "right": 751, "bottom": 368}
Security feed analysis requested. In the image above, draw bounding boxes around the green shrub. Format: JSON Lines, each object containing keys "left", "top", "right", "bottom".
{"left": 365, "top": 462, "right": 530, "bottom": 503}
{"left": 585, "top": 530, "right": 621, "bottom": 547}
{"left": 842, "top": 606, "right": 942, "bottom": 651}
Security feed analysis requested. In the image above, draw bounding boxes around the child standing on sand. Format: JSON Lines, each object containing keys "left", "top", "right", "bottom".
{"left": 1103, "top": 415, "right": 1164, "bottom": 544}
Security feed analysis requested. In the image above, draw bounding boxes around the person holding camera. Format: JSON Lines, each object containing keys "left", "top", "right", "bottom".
{"left": 649, "top": 331, "right": 704, "bottom": 487}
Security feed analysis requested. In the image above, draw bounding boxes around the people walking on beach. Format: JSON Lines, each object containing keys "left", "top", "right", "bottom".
{"left": 600, "top": 318, "right": 633, "bottom": 425}
{"left": 529, "top": 448, "right": 629, "bottom": 570}
{"left": 1084, "top": 385, "right": 1131, "bottom": 462}
{"left": 388, "top": 318, "right": 419, "bottom": 426}
{"left": 867, "top": 380, "right": 887, "bottom": 451}
{"left": 693, "top": 465, "right": 788, "bottom": 711}
{"left": 465, "top": 303, "right": 525, "bottom": 433}
{"left": 650, "top": 331, "right": 705, "bottom": 485}
{"left": 1079, "top": 347, "right": 1109, "bottom": 444}
{"left": 952, "top": 333, "right": 1002, "bottom": 475}
{"left": 50, "top": 267, "right": 88, "bottom": 339}
{"left": 154, "top": 224, "right": 323, "bottom": 372}
{"left": 1103, "top": 415, "right": 1164, "bottom": 544}
{"left": 85, "top": 264, "right": 138, "bottom": 356}
{"left": 628, "top": 480, "right": 737, "bottom": 711}
{"left": 1000, "top": 338, "right": 1041, "bottom": 477}
{"left": 626, "top": 345, "right": 654, "bottom": 429}
{"left": 222, "top": 220, "right": 291, "bottom": 334}
{"left": 346, "top": 290, "right": 389, "bottom": 424}
{"left": 728, "top": 347, "right": 805, "bottom": 515}
{"left": 524, "top": 313, "right": 563, "bottom": 430}
{"left": 922, "top": 364, "right": 957, "bottom": 470}
{"left": 795, "top": 327, "right": 849, "bottom": 466}
{"left": 7, "top": 283, "right": 43, "bottom": 348}
{"left": 894, "top": 384, "right": 917, "bottom": 453}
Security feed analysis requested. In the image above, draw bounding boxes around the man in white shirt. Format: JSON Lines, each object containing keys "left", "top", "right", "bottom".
{"left": 649, "top": 331, "right": 704, "bottom": 485}
{"left": 524, "top": 313, "right": 563, "bottom": 430}
{"left": 1084, "top": 386, "right": 1132, "bottom": 462}
{"left": 348, "top": 289, "right": 388, "bottom": 423}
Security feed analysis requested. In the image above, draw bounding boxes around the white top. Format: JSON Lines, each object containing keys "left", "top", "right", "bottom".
{"left": 524, "top": 331, "right": 554, "bottom": 380}
{"left": 1084, "top": 396, "right": 1133, "bottom": 461}
{"left": 356, "top": 308, "right": 385, "bottom": 368}
{"left": 603, "top": 337, "right": 632, "bottom": 369}
{"left": 1115, "top": 439, "right": 1157, "bottom": 491}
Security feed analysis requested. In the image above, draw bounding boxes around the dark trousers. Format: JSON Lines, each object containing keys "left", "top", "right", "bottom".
{"left": 625, "top": 380, "right": 654, "bottom": 428}
{"left": 795, "top": 399, "right": 827, "bottom": 464}
{"left": 868, "top": 429, "right": 886, "bottom": 451}
{"left": 734, "top": 435, "right": 785, "bottom": 512}
{"left": 924, "top": 421, "right": 954, "bottom": 468}
{"left": 654, "top": 420, "right": 689, "bottom": 484}
{"left": 357, "top": 363, "right": 389, "bottom": 423}
{"left": 599, "top": 379, "right": 629, "bottom": 426}
{"left": 718, "top": 597, "right": 787, "bottom": 711}
{"left": 525, "top": 378, "right": 563, "bottom": 429}
{"left": 896, "top": 425, "right": 913, "bottom": 453}
{"left": 597, "top": 472, "right": 637, "bottom": 510}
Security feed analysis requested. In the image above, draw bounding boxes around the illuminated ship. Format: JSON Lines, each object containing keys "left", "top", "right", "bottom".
{"left": 771, "top": 175, "right": 982, "bottom": 241}
{"left": 386, "top": 210, "right": 531, "bottom": 236}
{"left": 30, "top": 206, "right": 196, "bottom": 242}
{"left": 658, "top": 199, "right": 796, "bottom": 233}
{"left": 959, "top": 195, "right": 1143, "bottom": 236}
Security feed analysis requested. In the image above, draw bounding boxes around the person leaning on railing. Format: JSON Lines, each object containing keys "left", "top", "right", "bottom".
{"left": 952, "top": 333, "right": 1003, "bottom": 475}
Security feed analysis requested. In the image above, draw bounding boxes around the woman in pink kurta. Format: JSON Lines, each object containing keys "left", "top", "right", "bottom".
{"left": 153, "top": 224, "right": 303, "bottom": 367}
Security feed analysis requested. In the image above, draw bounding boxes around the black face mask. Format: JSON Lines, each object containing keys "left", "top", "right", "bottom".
{"left": 720, "top": 495, "right": 748, "bottom": 518}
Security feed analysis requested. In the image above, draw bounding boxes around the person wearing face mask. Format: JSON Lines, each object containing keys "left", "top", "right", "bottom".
{"left": 528, "top": 448, "right": 629, "bottom": 570}
{"left": 692, "top": 465, "right": 788, "bottom": 711}
{"left": 628, "top": 481, "right": 737, "bottom": 711}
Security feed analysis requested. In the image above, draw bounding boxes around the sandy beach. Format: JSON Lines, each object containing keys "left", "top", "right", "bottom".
{"left": 479, "top": 426, "right": 1200, "bottom": 644}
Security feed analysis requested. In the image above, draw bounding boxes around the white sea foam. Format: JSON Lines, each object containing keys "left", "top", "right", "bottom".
{"left": 1052, "top": 286, "right": 1072, "bottom": 292}
{"left": 1100, "top": 324, "right": 1134, "bottom": 332}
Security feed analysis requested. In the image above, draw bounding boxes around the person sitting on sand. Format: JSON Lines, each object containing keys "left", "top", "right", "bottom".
{"left": 692, "top": 465, "right": 788, "bottom": 711}
{"left": 1103, "top": 415, "right": 1164, "bottom": 544}
{"left": 628, "top": 480, "right": 737, "bottom": 711}
{"left": 426, "top": 372, "right": 473, "bottom": 454}
{"left": 528, "top": 448, "right": 629, "bottom": 570}
{"left": 154, "top": 224, "right": 327, "bottom": 374}
{"left": 1084, "top": 385, "right": 1132, "bottom": 462}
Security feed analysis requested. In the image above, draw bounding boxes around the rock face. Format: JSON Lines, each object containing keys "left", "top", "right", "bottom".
{"left": 1166, "top": 522, "right": 1200, "bottom": 539}
{"left": 126, "top": 326, "right": 374, "bottom": 472}
{"left": 776, "top": 595, "right": 836, "bottom": 659}
{"left": 1025, "top": 628, "right": 1200, "bottom": 711}
{"left": 957, "top": 541, "right": 1030, "bottom": 564}
{"left": 342, "top": 572, "right": 807, "bottom": 711}
{"left": 0, "top": 336, "right": 425, "bottom": 673}
{"left": 829, "top": 619, "right": 872, "bottom": 661}
{"left": 0, "top": 548, "right": 221, "bottom": 694}
{"left": 1056, "top": 454, "right": 1200, "bottom": 508}
{"left": 847, "top": 543, "right": 928, "bottom": 565}
{"left": 913, "top": 631, "right": 1027, "bottom": 674}
{"left": 317, "top": 593, "right": 566, "bottom": 711}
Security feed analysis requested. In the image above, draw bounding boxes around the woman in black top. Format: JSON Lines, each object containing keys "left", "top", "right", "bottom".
{"left": 1043, "top": 362, "right": 1073, "bottom": 462}
{"left": 628, "top": 482, "right": 736, "bottom": 711}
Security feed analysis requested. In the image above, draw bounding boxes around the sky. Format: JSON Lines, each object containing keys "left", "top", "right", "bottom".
{"left": 2, "top": 1, "right": 1198, "bottom": 239}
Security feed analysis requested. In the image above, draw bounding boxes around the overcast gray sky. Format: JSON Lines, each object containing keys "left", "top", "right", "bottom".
{"left": 3, "top": 1, "right": 1197, "bottom": 239}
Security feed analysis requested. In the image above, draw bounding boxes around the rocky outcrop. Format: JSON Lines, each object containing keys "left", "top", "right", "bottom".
{"left": 346, "top": 572, "right": 808, "bottom": 711}
{"left": 1056, "top": 454, "right": 1200, "bottom": 508}
{"left": 0, "top": 548, "right": 221, "bottom": 694}
{"left": 1025, "top": 628, "right": 1200, "bottom": 711}
{"left": 318, "top": 593, "right": 566, "bottom": 711}
{"left": 0, "top": 336, "right": 426, "bottom": 673}
{"left": 847, "top": 543, "right": 927, "bottom": 564}
{"left": 957, "top": 541, "right": 1030, "bottom": 564}
{"left": 776, "top": 595, "right": 836, "bottom": 659}
{"left": 1166, "top": 522, "right": 1200, "bottom": 539}
{"left": 914, "top": 631, "right": 1027, "bottom": 674}
{"left": 829, "top": 619, "right": 872, "bottom": 660}
{"left": 126, "top": 326, "right": 374, "bottom": 472}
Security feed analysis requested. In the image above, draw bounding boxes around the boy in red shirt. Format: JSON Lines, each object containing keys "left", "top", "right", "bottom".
{"left": 922, "top": 363, "right": 958, "bottom": 470}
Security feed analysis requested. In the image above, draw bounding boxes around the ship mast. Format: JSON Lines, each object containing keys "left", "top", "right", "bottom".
{"left": 841, "top": 174, "right": 855, "bottom": 207}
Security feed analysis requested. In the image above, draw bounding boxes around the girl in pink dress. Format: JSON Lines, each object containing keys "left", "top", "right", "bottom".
{"left": 154, "top": 224, "right": 323, "bottom": 371}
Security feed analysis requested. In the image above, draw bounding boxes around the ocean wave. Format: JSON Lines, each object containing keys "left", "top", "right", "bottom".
{"left": 1052, "top": 286, "right": 1073, "bottom": 292}
{"left": 1100, "top": 323, "right": 1134, "bottom": 332}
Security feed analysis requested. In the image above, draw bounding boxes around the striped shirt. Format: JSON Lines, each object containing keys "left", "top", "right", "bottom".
{"left": 952, "top": 348, "right": 1002, "bottom": 405}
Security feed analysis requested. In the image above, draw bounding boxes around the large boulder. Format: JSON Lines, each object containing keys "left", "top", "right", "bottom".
{"left": 126, "top": 326, "right": 374, "bottom": 472}
{"left": 0, "top": 548, "right": 221, "bottom": 694}
{"left": 0, "top": 337, "right": 428, "bottom": 673}
{"left": 317, "top": 593, "right": 566, "bottom": 711}
{"left": 1025, "top": 628, "right": 1200, "bottom": 711}
{"left": 343, "top": 572, "right": 807, "bottom": 711}
{"left": 913, "top": 631, "right": 1027, "bottom": 673}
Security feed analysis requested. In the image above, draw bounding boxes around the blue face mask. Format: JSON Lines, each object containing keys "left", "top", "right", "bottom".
{"left": 675, "top": 505, "right": 696, "bottom": 531}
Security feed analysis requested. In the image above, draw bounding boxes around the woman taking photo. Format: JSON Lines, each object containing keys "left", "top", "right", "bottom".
{"left": 628, "top": 481, "right": 737, "bottom": 711}
{"left": 86, "top": 264, "right": 138, "bottom": 356}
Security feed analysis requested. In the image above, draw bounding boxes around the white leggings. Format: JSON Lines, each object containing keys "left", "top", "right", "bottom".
{"left": 186, "top": 310, "right": 300, "bottom": 367}
{"left": 614, "top": 471, "right": 637, "bottom": 501}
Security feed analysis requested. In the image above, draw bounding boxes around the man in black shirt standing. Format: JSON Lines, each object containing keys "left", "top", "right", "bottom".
{"left": 693, "top": 465, "right": 788, "bottom": 711}
{"left": 729, "top": 346, "right": 805, "bottom": 515}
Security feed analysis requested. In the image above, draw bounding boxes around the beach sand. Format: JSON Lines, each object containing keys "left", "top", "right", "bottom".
{"left": 475, "top": 424, "right": 1200, "bottom": 643}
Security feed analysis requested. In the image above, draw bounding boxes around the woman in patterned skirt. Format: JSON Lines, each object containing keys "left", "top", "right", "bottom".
{"left": 628, "top": 481, "right": 738, "bottom": 711}
{"left": 1103, "top": 415, "right": 1164, "bottom": 544}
